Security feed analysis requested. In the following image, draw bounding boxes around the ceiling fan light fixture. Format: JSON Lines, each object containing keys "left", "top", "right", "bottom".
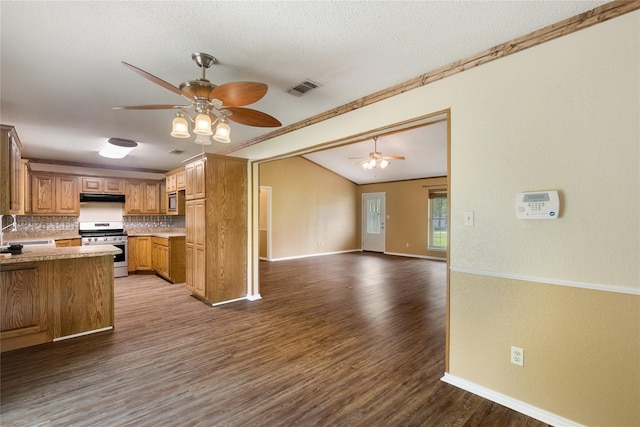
{"left": 171, "top": 112, "right": 190, "bottom": 138}
{"left": 99, "top": 138, "right": 138, "bottom": 159}
{"left": 194, "top": 133, "right": 212, "bottom": 145}
{"left": 213, "top": 119, "right": 231, "bottom": 143}
{"left": 379, "top": 159, "right": 389, "bottom": 169}
{"left": 193, "top": 113, "right": 213, "bottom": 135}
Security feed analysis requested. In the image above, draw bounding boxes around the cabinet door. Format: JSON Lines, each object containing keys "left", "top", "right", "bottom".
{"left": 144, "top": 182, "right": 160, "bottom": 214}
{"left": 125, "top": 181, "right": 144, "bottom": 215}
{"left": 104, "top": 179, "right": 124, "bottom": 194}
{"left": 31, "top": 175, "right": 55, "bottom": 214}
{"left": 166, "top": 174, "right": 177, "bottom": 193}
{"left": 128, "top": 237, "right": 138, "bottom": 272}
{"left": 193, "top": 199, "right": 206, "bottom": 296}
{"left": 1, "top": 263, "right": 48, "bottom": 352}
{"left": 185, "top": 243, "right": 194, "bottom": 292}
{"left": 185, "top": 163, "right": 195, "bottom": 200}
{"left": 55, "top": 176, "right": 79, "bottom": 215}
{"left": 193, "top": 160, "right": 206, "bottom": 199}
{"left": 81, "top": 177, "right": 103, "bottom": 193}
{"left": 176, "top": 170, "right": 185, "bottom": 190}
{"left": 136, "top": 237, "right": 152, "bottom": 270}
{"left": 151, "top": 237, "right": 169, "bottom": 278}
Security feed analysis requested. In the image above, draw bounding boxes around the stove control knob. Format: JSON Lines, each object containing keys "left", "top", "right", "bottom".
{"left": 103, "top": 237, "right": 108, "bottom": 241}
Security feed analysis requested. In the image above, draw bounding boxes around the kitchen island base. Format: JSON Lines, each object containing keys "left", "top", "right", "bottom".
{"left": 1, "top": 246, "right": 116, "bottom": 352}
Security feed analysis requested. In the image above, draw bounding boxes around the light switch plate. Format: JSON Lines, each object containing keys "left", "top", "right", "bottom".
{"left": 464, "top": 211, "right": 474, "bottom": 227}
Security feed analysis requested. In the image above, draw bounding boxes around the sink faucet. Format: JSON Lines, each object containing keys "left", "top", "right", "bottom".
{"left": 0, "top": 214, "right": 18, "bottom": 246}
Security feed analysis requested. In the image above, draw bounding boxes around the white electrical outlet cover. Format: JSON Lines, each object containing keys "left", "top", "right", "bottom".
{"left": 511, "top": 346, "right": 524, "bottom": 366}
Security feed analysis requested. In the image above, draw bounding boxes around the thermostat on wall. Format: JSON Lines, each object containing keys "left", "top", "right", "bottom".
{"left": 516, "top": 190, "right": 559, "bottom": 219}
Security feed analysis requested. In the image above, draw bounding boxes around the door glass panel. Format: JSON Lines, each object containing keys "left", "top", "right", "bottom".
{"left": 366, "top": 199, "right": 381, "bottom": 234}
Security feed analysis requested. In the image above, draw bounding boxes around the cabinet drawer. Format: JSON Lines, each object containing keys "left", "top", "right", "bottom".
{"left": 152, "top": 237, "right": 168, "bottom": 247}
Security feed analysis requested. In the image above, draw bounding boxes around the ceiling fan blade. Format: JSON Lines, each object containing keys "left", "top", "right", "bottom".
{"left": 209, "top": 82, "right": 268, "bottom": 106}
{"left": 122, "top": 61, "right": 193, "bottom": 100}
{"left": 225, "top": 107, "right": 281, "bottom": 127}
{"left": 382, "top": 156, "right": 405, "bottom": 160}
{"left": 112, "top": 104, "right": 190, "bottom": 110}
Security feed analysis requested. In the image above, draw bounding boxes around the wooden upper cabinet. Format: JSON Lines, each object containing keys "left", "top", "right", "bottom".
{"left": 165, "top": 167, "right": 185, "bottom": 194}
{"left": 55, "top": 176, "right": 79, "bottom": 214}
{"left": 125, "top": 179, "right": 162, "bottom": 216}
{"left": 176, "top": 170, "right": 185, "bottom": 190}
{"left": 185, "top": 159, "right": 206, "bottom": 200}
{"left": 31, "top": 175, "right": 55, "bottom": 214}
{"left": 81, "top": 177, "right": 125, "bottom": 194}
{"left": 0, "top": 125, "right": 23, "bottom": 214}
{"left": 166, "top": 174, "right": 177, "bottom": 193}
{"left": 30, "top": 174, "right": 79, "bottom": 215}
{"left": 144, "top": 181, "right": 160, "bottom": 214}
{"left": 125, "top": 180, "right": 144, "bottom": 215}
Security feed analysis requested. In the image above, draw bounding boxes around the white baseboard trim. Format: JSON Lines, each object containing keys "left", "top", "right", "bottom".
{"left": 53, "top": 326, "right": 113, "bottom": 342}
{"left": 271, "top": 249, "right": 361, "bottom": 262}
{"left": 449, "top": 266, "right": 640, "bottom": 296}
{"left": 441, "top": 373, "right": 583, "bottom": 427}
{"left": 208, "top": 296, "right": 248, "bottom": 307}
{"left": 246, "top": 293, "right": 262, "bottom": 301}
{"left": 384, "top": 251, "right": 446, "bottom": 261}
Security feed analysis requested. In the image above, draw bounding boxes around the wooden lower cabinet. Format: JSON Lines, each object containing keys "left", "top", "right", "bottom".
{"left": 0, "top": 263, "right": 48, "bottom": 352}
{"left": 151, "top": 236, "right": 185, "bottom": 284}
{"left": 128, "top": 236, "right": 152, "bottom": 273}
{"left": 1, "top": 255, "right": 114, "bottom": 352}
{"left": 55, "top": 238, "right": 81, "bottom": 247}
{"left": 129, "top": 235, "right": 185, "bottom": 283}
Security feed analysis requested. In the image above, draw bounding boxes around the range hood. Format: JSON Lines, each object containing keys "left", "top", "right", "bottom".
{"left": 80, "top": 193, "right": 125, "bottom": 203}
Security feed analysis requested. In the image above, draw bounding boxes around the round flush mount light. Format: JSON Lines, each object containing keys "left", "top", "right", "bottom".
{"left": 99, "top": 138, "right": 138, "bottom": 159}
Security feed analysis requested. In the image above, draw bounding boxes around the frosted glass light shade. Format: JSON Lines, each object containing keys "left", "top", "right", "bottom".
{"left": 194, "top": 134, "right": 212, "bottom": 145}
{"left": 379, "top": 159, "right": 389, "bottom": 169}
{"left": 193, "top": 113, "right": 213, "bottom": 135}
{"left": 99, "top": 138, "right": 137, "bottom": 159}
{"left": 171, "top": 115, "right": 190, "bottom": 138}
{"left": 213, "top": 121, "right": 231, "bottom": 143}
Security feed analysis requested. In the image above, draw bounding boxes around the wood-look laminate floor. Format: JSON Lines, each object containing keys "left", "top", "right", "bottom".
{"left": 1, "top": 252, "right": 549, "bottom": 426}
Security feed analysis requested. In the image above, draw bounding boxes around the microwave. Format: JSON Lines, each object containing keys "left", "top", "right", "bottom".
{"left": 167, "top": 191, "right": 185, "bottom": 215}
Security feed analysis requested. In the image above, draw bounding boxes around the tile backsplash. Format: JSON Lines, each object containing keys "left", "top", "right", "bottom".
{"left": 6, "top": 215, "right": 184, "bottom": 233}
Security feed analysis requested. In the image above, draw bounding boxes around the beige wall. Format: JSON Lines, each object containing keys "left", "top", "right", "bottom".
{"left": 259, "top": 157, "right": 359, "bottom": 259}
{"left": 358, "top": 177, "right": 447, "bottom": 259}
{"left": 245, "top": 11, "right": 639, "bottom": 426}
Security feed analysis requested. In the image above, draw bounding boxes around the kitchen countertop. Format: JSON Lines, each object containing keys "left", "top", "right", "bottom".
{"left": 0, "top": 245, "right": 121, "bottom": 265}
{"left": 126, "top": 230, "right": 185, "bottom": 238}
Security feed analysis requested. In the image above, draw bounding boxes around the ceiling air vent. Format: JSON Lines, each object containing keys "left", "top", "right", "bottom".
{"left": 287, "top": 79, "right": 321, "bottom": 97}
{"left": 168, "top": 149, "right": 185, "bottom": 155}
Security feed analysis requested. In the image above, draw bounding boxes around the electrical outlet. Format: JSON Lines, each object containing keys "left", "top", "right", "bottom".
{"left": 511, "top": 346, "right": 524, "bottom": 367}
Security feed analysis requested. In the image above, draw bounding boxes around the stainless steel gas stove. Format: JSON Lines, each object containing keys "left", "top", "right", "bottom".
{"left": 79, "top": 221, "right": 128, "bottom": 277}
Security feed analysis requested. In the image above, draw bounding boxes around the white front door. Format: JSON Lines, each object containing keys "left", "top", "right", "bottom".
{"left": 362, "top": 192, "right": 386, "bottom": 252}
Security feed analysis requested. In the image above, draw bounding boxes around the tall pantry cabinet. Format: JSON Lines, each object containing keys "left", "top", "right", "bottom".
{"left": 184, "top": 154, "right": 248, "bottom": 305}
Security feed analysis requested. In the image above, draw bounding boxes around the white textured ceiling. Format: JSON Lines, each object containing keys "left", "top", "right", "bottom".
{"left": 0, "top": 1, "right": 608, "bottom": 181}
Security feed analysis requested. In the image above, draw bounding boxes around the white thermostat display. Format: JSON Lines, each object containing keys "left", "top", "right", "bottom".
{"left": 516, "top": 190, "right": 560, "bottom": 219}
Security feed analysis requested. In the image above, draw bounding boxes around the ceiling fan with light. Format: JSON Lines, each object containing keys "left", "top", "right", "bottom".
{"left": 350, "top": 136, "right": 405, "bottom": 169}
{"left": 113, "top": 52, "right": 281, "bottom": 145}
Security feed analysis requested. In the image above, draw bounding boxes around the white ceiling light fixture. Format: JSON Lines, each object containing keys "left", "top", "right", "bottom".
{"left": 194, "top": 133, "right": 212, "bottom": 145}
{"left": 351, "top": 136, "right": 405, "bottom": 170}
{"left": 99, "top": 138, "right": 138, "bottom": 159}
{"left": 212, "top": 117, "right": 231, "bottom": 143}
{"left": 114, "top": 52, "right": 282, "bottom": 146}
{"left": 170, "top": 111, "right": 190, "bottom": 138}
